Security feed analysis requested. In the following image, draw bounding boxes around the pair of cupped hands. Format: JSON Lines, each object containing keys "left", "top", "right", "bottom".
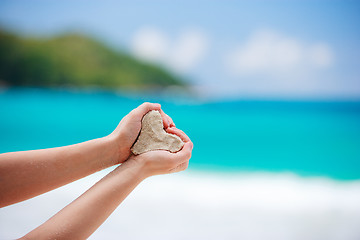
{"left": 109, "top": 102, "right": 193, "bottom": 178}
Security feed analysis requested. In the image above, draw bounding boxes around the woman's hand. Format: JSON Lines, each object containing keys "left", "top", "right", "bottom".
{"left": 109, "top": 102, "right": 176, "bottom": 164}
{"left": 126, "top": 127, "right": 193, "bottom": 179}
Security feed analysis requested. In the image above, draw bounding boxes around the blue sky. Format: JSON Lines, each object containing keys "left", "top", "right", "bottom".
{"left": 1, "top": 0, "right": 359, "bottom": 99}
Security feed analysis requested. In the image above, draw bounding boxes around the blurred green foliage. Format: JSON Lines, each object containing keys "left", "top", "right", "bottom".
{"left": 0, "top": 29, "right": 184, "bottom": 88}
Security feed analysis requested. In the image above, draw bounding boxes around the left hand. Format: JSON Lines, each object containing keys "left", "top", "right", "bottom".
{"left": 109, "top": 102, "right": 175, "bottom": 164}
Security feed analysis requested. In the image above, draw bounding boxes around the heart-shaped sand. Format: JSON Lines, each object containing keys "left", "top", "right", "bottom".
{"left": 131, "top": 110, "right": 184, "bottom": 155}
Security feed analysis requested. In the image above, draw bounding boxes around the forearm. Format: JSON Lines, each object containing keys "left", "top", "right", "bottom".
{"left": 0, "top": 136, "right": 119, "bottom": 207}
{"left": 21, "top": 160, "right": 145, "bottom": 240}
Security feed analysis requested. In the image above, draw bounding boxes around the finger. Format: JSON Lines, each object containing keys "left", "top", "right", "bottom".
{"left": 157, "top": 109, "right": 175, "bottom": 129}
{"left": 178, "top": 161, "right": 189, "bottom": 172}
{"left": 158, "top": 109, "right": 170, "bottom": 129}
{"left": 166, "top": 114, "right": 175, "bottom": 128}
{"left": 175, "top": 141, "right": 193, "bottom": 160}
{"left": 133, "top": 102, "right": 161, "bottom": 118}
{"left": 171, "top": 161, "right": 189, "bottom": 173}
{"left": 166, "top": 127, "right": 190, "bottom": 143}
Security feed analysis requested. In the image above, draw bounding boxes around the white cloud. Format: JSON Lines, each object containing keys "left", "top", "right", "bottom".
{"left": 309, "top": 43, "right": 334, "bottom": 68}
{"left": 225, "top": 30, "right": 334, "bottom": 76}
{"left": 132, "top": 27, "right": 168, "bottom": 62}
{"left": 131, "top": 27, "right": 208, "bottom": 74}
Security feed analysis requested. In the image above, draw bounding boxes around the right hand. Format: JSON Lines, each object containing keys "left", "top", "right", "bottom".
{"left": 128, "top": 127, "right": 193, "bottom": 178}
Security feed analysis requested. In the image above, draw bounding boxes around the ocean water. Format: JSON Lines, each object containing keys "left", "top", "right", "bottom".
{"left": 1, "top": 88, "right": 360, "bottom": 240}
{"left": 1, "top": 88, "right": 359, "bottom": 179}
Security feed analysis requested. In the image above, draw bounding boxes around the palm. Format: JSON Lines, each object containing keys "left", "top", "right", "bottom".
{"left": 134, "top": 150, "right": 174, "bottom": 176}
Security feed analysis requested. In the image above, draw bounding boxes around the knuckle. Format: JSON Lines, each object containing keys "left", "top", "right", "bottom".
{"left": 180, "top": 162, "right": 189, "bottom": 171}
{"left": 186, "top": 151, "right": 192, "bottom": 159}
{"left": 142, "top": 102, "right": 151, "bottom": 108}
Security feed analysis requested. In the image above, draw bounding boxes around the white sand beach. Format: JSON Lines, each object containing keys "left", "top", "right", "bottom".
{"left": 1, "top": 169, "right": 360, "bottom": 240}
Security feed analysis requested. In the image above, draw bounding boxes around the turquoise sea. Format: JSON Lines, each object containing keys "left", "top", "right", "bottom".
{"left": 2, "top": 87, "right": 360, "bottom": 240}
{"left": 1, "top": 88, "right": 360, "bottom": 180}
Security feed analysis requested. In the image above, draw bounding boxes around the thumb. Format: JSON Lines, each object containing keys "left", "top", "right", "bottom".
{"left": 175, "top": 141, "right": 193, "bottom": 161}
{"left": 133, "top": 102, "right": 161, "bottom": 118}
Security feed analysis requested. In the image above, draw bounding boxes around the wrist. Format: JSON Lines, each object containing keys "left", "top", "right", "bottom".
{"left": 107, "top": 131, "right": 133, "bottom": 164}
{"left": 101, "top": 135, "right": 122, "bottom": 165}
{"left": 117, "top": 157, "right": 148, "bottom": 182}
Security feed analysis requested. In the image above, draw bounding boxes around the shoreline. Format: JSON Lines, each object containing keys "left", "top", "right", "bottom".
{"left": 2, "top": 86, "right": 360, "bottom": 103}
